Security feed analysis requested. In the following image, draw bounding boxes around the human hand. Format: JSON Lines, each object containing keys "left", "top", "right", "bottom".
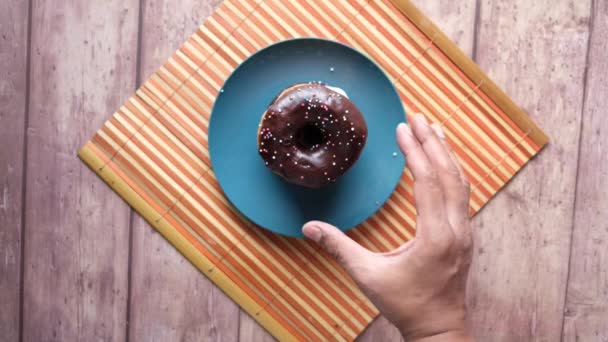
{"left": 303, "top": 114, "right": 474, "bottom": 341}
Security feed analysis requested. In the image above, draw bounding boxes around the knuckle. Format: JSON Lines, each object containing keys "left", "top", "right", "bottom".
{"left": 459, "top": 233, "right": 473, "bottom": 253}
{"left": 458, "top": 198, "right": 471, "bottom": 213}
{"left": 451, "top": 221, "right": 472, "bottom": 248}
{"left": 462, "top": 177, "right": 471, "bottom": 190}
{"left": 446, "top": 166, "right": 461, "bottom": 177}
{"left": 440, "top": 160, "right": 461, "bottom": 177}
{"left": 448, "top": 189, "right": 470, "bottom": 207}
{"left": 418, "top": 170, "right": 441, "bottom": 188}
{"left": 427, "top": 170, "right": 440, "bottom": 183}
{"left": 418, "top": 130, "right": 433, "bottom": 144}
{"left": 320, "top": 235, "right": 343, "bottom": 263}
{"left": 426, "top": 232, "right": 457, "bottom": 256}
{"left": 442, "top": 234, "right": 457, "bottom": 251}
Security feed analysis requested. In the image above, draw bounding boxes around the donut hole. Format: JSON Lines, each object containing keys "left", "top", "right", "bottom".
{"left": 295, "top": 123, "right": 325, "bottom": 149}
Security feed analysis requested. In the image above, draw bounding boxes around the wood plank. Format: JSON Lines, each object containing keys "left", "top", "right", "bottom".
{"left": 563, "top": 1, "right": 608, "bottom": 340}
{"left": 21, "top": 1, "right": 139, "bottom": 340}
{"left": 0, "top": 0, "right": 29, "bottom": 340}
{"left": 358, "top": 0, "right": 477, "bottom": 340}
{"left": 127, "top": 1, "right": 240, "bottom": 341}
{"left": 239, "top": 311, "right": 278, "bottom": 342}
{"left": 409, "top": 0, "right": 478, "bottom": 55}
{"left": 467, "top": 1, "right": 591, "bottom": 340}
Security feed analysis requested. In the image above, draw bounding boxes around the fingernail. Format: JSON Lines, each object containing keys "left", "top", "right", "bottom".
{"left": 397, "top": 122, "right": 412, "bottom": 136}
{"left": 431, "top": 123, "right": 446, "bottom": 139}
{"left": 415, "top": 113, "right": 428, "bottom": 126}
{"left": 302, "top": 224, "right": 322, "bottom": 242}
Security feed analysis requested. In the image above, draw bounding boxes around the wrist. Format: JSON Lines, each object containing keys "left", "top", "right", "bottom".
{"left": 397, "top": 308, "right": 472, "bottom": 342}
{"left": 407, "top": 329, "right": 473, "bottom": 342}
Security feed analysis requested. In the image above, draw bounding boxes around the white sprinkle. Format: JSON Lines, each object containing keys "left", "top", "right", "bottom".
{"left": 393, "top": 152, "right": 398, "bottom": 157}
{"left": 343, "top": 116, "right": 347, "bottom": 121}
{"left": 279, "top": 140, "right": 282, "bottom": 143}
{"left": 279, "top": 164, "right": 283, "bottom": 167}
{"left": 265, "top": 162, "right": 269, "bottom": 165}
{"left": 287, "top": 123, "right": 291, "bottom": 126}
{"left": 287, "top": 153, "right": 291, "bottom": 157}
{"left": 324, "top": 171, "right": 328, "bottom": 175}
{"left": 345, "top": 110, "right": 349, "bottom": 114}
{"left": 351, "top": 127, "right": 355, "bottom": 131}
{"left": 278, "top": 108, "right": 283, "bottom": 113}
{"left": 332, "top": 162, "right": 336, "bottom": 165}
{"left": 259, "top": 149, "right": 263, "bottom": 152}
{"left": 330, "top": 67, "right": 334, "bottom": 72}
{"left": 220, "top": 89, "right": 224, "bottom": 93}
{"left": 272, "top": 156, "right": 276, "bottom": 159}
{"left": 345, "top": 158, "right": 349, "bottom": 161}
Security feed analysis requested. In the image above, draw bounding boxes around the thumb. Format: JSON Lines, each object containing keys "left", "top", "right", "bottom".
{"left": 302, "top": 221, "right": 372, "bottom": 276}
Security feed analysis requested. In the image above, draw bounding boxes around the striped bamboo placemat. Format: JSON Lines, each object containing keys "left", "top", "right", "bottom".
{"left": 79, "top": 0, "right": 548, "bottom": 340}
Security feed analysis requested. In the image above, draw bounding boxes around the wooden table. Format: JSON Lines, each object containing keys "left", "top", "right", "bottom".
{"left": 1, "top": 0, "right": 605, "bottom": 340}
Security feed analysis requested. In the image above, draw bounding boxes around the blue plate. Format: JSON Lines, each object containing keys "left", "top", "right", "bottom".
{"left": 209, "top": 38, "right": 405, "bottom": 237}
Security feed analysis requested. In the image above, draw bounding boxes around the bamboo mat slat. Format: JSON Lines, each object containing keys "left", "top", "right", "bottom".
{"left": 79, "top": 0, "right": 548, "bottom": 340}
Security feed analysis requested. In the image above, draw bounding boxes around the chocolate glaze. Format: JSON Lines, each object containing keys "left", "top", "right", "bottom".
{"left": 258, "top": 83, "right": 367, "bottom": 188}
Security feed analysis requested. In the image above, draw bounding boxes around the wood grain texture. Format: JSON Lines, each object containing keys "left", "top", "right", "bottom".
{"left": 0, "top": 0, "right": 29, "bottom": 340}
{"left": 357, "top": 1, "right": 477, "bottom": 340}
{"left": 21, "top": 0, "right": 138, "bottom": 340}
{"left": 468, "top": 0, "right": 591, "bottom": 340}
{"left": 127, "top": 1, "right": 239, "bottom": 341}
{"left": 411, "top": 0, "right": 478, "bottom": 55}
{"left": 239, "top": 312, "right": 278, "bottom": 342}
{"left": 563, "top": 1, "right": 608, "bottom": 341}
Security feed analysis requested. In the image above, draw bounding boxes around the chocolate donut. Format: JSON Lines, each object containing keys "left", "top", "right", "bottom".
{"left": 258, "top": 83, "right": 368, "bottom": 188}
